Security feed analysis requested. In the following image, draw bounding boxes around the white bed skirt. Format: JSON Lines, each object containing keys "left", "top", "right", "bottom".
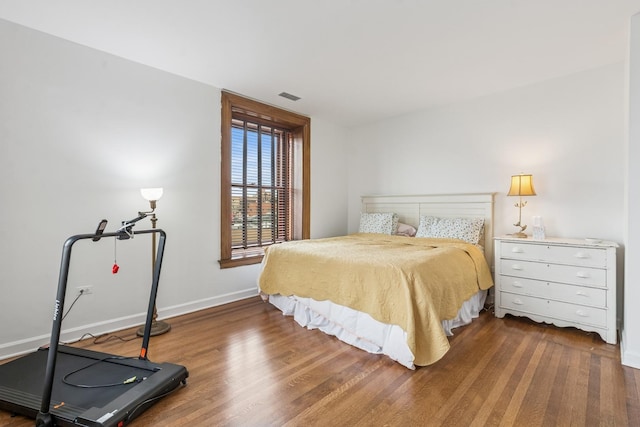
{"left": 265, "top": 290, "right": 487, "bottom": 369}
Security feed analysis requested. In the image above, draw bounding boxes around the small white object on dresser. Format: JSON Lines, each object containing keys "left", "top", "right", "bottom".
{"left": 494, "top": 236, "right": 618, "bottom": 344}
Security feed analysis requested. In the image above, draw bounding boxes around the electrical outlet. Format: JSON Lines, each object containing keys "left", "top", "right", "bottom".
{"left": 76, "top": 286, "right": 93, "bottom": 296}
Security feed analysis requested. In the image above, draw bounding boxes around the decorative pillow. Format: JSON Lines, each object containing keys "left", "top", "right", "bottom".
{"left": 359, "top": 212, "right": 398, "bottom": 235}
{"left": 395, "top": 222, "right": 417, "bottom": 237}
{"left": 415, "top": 216, "right": 484, "bottom": 244}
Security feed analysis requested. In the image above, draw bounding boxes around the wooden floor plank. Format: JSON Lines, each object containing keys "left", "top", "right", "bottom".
{"left": 1, "top": 298, "right": 639, "bottom": 426}
{"left": 625, "top": 368, "right": 640, "bottom": 423}
{"left": 516, "top": 341, "right": 562, "bottom": 425}
{"left": 498, "top": 338, "right": 547, "bottom": 427}
{"left": 469, "top": 333, "right": 533, "bottom": 427}
{"left": 553, "top": 346, "right": 582, "bottom": 427}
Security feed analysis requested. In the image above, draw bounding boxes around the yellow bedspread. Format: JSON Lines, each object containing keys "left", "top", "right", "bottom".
{"left": 258, "top": 233, "right": 494, "bottom": 366}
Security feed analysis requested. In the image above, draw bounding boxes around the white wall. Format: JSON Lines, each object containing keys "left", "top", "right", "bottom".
{"left": 0, "top": 20, "right": 349, "bottom": 359}
{"left": 623, "top": 13, "right": 640, "bottom": 369}
{"left": 347, "top": 63, "right": 625, "bottom": 242}
{"left": 308, "top": 118, "right": 349, "bottom": 238}
{"left": 347, "top": 62, "right": 628, "bottom": 353}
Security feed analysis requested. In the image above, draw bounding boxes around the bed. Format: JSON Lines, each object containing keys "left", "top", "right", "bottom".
{"left": 258, "top": 193, "right": 495, "bottom": 369}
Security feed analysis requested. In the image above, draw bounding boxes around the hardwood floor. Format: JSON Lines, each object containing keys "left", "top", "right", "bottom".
{"left": 1, "top": 296, "right": 639, "bottom": 426}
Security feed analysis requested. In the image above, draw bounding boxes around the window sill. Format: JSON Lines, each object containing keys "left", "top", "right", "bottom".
{"left": 219, "top": 254, "right": 264, "bottom": 269}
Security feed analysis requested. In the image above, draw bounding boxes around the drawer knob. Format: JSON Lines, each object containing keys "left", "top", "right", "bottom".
{"left": 576, "top": 291, "right": 589, "bottom": 297}
{"left": 511, "top": 247, "right": 524, "bottom": 253}
{"left": 513, "top": 298, "right": 524, "bottom": 305}
{"left": 576, "top": 310, "right": 589, "bottom": 317}
{"left": 511, "top": 264, "right": 523, "bottom": 271}
{"left": 575, "top": 252, "right": 591, "bottom": 259}
{"left": 576, "top": 271, "right": 591, "bottom": 279}
{"left": 512, "top": 281, "right": 524, "bottom": 288}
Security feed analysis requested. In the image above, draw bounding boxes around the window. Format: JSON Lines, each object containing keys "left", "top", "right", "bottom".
{"left": 220, "top": 91, "right": 310, "bottom": 268}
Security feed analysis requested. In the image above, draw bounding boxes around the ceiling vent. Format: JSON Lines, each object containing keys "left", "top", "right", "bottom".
{"left": 278, "top": 92, "right": 301, "bottom": 101}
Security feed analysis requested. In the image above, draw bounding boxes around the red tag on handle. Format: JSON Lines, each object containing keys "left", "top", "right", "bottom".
{"left": 112, "top": 263, "right": 120, "bottom": 274}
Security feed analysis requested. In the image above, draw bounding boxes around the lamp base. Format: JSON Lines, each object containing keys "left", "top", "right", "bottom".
{"left": 510, "top": 231, "right": 528, "bottom": 238}
{"left": 136, "top": 320, "right": 171, "bottom": 337}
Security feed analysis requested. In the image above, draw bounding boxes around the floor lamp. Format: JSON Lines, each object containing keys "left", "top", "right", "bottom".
{"left": 136, "top": 187, "right": 171, "bottom": 337}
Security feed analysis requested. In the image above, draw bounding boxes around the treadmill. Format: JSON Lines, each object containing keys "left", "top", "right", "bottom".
{"left": 0, "top": 216, "right": 188, "bottom": 426}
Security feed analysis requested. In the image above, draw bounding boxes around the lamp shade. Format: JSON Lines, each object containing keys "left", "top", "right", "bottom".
{"left": 507, "top": 174, "right": 536, "bottom": 197}
{"left": 140, "top": 187, "right": 164, "bottom": 202}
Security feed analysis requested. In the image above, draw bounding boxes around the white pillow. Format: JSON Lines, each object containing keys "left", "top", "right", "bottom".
{"left": 415, "top": 216, "right": 484, "bottom": 244}
{"left": 359, "top": 212, "right": 398, "bottom": 235}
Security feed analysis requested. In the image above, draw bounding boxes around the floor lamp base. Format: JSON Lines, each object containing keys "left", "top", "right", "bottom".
{"left": 137, "top": 320, "right": 171, "bottom": 337}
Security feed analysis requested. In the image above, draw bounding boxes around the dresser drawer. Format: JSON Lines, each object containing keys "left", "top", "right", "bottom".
{"left": 500, "top": 292, "right": 607, "bottom": 327}
{"left": 498, "top": 276, "right": 607, "bottom": 308}
{"left": 499, "top": 259, "right": 606, "bottom": 287}
{"left": 500, "top": 241, "right": 606, "bottom": 268}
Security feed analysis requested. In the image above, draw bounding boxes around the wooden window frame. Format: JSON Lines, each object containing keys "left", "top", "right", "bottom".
{"left": 219, "top": 91, "right": 310, "bottom": 268}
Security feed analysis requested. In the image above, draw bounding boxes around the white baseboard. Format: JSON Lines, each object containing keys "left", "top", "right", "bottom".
{"left": 0, "top": 288, "right": 258, "bottom": 361}
{"left": 621, "top": 331, "right": 640, "bottom": 369}
{"left": 157, "top": 288, "right": 258, "bottom": 321}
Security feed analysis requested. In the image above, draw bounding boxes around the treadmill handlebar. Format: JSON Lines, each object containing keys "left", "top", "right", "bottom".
{"left": 62, "top": 227, "right": 165, "bottom": 247}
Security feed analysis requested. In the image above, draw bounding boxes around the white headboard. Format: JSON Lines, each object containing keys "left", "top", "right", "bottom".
{"left": 361, "top": 193, "right": 495, "bottom": 266}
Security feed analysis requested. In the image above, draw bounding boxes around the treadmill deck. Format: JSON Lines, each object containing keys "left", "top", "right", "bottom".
{"left": 0, "top": 345, "right": 188, "bottom": 426}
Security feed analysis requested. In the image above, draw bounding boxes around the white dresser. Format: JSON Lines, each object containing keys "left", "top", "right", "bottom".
{"left": 494, "top": 236, "right": 618, "bottom": 344}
